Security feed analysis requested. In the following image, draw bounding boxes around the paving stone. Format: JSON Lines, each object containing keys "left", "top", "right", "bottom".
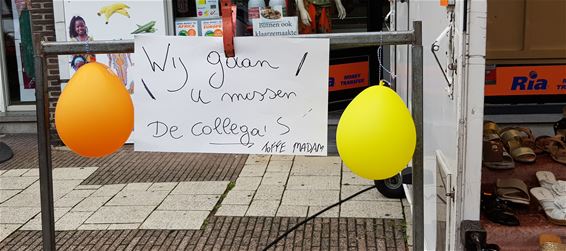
{"left": 148, "top": 182, "right": 178, "bottom": 191}
{"left": 0, "top": 177, "right": 37, "bottom": 190}
{"left": 308, "top": 206, "right": 339, "bottom": 218}
{"left": 20, "top": 207, "right": 71, "bottom": 230}
{"left": 108, "top": 223, "right": 140, "bottom": 230}
{"left": 85, "top": 206, "right": 155, "bottom": 224}
{"left": 245, "top": 201, "right": 279, "bottom": 217}
{"left": 253, "top": 185, "right": 284, "bottom": 201}
{"left": 123, "top": 183, "right": 153, "bottom": 191}
{"left": 269, "top": 155, "right": 294, "bottom": 161}
{"left": 232, "top": 177, "right": 262, "bottom": 191}
{"left": 52, "top": 167, "right": 97, "bottom": 180}
{"left": 281, "top": 190, "right": 339, "bottom": 206}
{"left": 0, "top": 207, "right": 39, "bottom": 223}
{"left": 260, "top": 172, "right": 288, "bottom": 186}
{"left": 77, "top": 224, "right": 110, "bottom": 230}
{"left": 245, "top": 155, "right": 270, "bottom": 165}
{"left": 1, "top": 169, "right": 30, "bottom": 177}
{"left": 340, "top": 201, "right": 404, "bottom": 219}
{"left": 52, "top": 180, "right": 85, "bottom": 200}
{"left": 21, "top": 169, "right": 39, "bottom": 177}
{"left": 239, "top": 164, "right": 267, "bottom": 177}
{"left": 56, "top": 211, "right": 94, "bottom": 231}
{"left": 171, "top": 181, "right": 229, "bottom": 195}
{"left": 75, "top": 185, "right": 102, "bottom": 190}
{"left": 141, "top": 211, "right": 210, "bottom": 230}
{"left": 265, "top": 160, "right": 293, "bottom": 173}
{"left": 222, "top": 190, "right": 254, "bottom": 205}
{"left": 0, "top": 190, "right": 20, "bottom": 203}
{"left": 342, "top": 172, "right": 375, "bottom": 186}
{"left": 286, "top": 176, "right": 340, "bottom": 190}
{"left": 276, "top": 205, "right": 308, "bottom": 217}
{"left": 404, "top": 204, "right": 412, "bottom": 224}
{"left": 0, "top": 224, "right": 20, "bottom": 242}
{"left": 1, "top": 192, "right": 40, "bottom": 207}
{"left": 214, "top": 205, "right": 248, "bottom": 217}
{"left": 91, "top": 184, "right": 126, "bottom": 197}
{"left": 341, "top": 185, "right": 399, "bottom": 201}
{"left": 0, "top": 170, "right": 4, "bottom": 176}
{"left": 55, "top": 196, "right": 85, "bottom": 208}
{"left": 72, "top": 196, "right": 112, "bottom": 212}
{"left": 158, "top": 195, "right": 220, "bottom": 211}
{"left": 64, "top": 189, "right": 96, "bottom": 198}
{"left": 106, "top": 190, "right": 169, "bottom": 206}
{"left": 292, "top": 156, "right": 341, "bottom": 174}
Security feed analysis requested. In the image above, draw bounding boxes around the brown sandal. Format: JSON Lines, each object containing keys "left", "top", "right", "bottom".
{"left": 500, "top": 128, "right": 537, "bottom": 163}
{"left": 544, "top": 135, "right": 566, "bottom": 165}
{"left": 483, "top": 134, "right": 515, "bottom": 169}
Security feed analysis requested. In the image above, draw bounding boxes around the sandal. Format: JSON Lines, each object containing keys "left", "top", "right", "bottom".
{"left": 500, "top": 128, "right": 537, "bottom": 163}
{"left": 530, "top": 187, "right": 566, "bottom": 226}
{"left": 543, "top": 135, "right": 566, "bottom": 165}
{"left": 484, "top": 120, "right": 500, "bottom": 136}
{"left": 481, "top": 193, "right": 520, "bottom": 226}
{"left": 536, "top": 171, "right": 566, "bottom": 196}
{"left": 536, "top": 135, "right": 553, "bottom": 153}
{"left": 482, "top": 134, "right": 515, "bottom": 169}
{"left": 496, "top": 178, "right": 531, "bottom": 205}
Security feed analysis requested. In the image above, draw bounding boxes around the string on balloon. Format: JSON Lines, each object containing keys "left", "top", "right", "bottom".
{"left": 261, "top": 185, "right": 377, "bottom": 251}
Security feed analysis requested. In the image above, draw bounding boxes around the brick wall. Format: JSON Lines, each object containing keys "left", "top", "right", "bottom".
{"left": 29, "top": 0, "right": 62, "bottom": 145}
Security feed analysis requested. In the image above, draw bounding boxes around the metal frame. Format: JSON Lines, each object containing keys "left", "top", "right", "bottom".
{"left": 33, "top": 22, "right": 423, "bottom": 250}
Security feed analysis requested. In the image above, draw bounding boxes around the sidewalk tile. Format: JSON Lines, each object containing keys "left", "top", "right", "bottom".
{"left": 281, "top": 190, "right": 339, "bottom": 206}
{"left": 158, "top": 194, "right": 220, "bottom": 211}
{"left": 1, "top": 169, "right": 29, "bottom": 177}
{"left": 290, "top": 163, "right": 341, "bottom": 176}
{"left": 232, "top": 177, "right": 261, "bottom": 191}
{"left": 106, "top": 190, "right": 169, "bottom": 206}
{"left": 286, "top": 176, "right": 340, "bottom": 190}
{"left": 123, "top": 183, "right": 153, "bottom": 191}
{"left": 245, "top": 155, "right": 270, "bottom": 165}
{"left": 0, "top": 190, "right": 20, "bottom": 203}
{"left": 148, "top": 182, "right": 178, "bottom": 191}
{"left": 0, "top": 207, "right": 39, "bottom": 223}
{"left": 245, "top": 200, "right": 279, "bottom": 217}
{"left": 276, "top": 205, "right": 308, "bottom": 217}
{"left": 21, "top": 169, "right": 39, "bottom": 177}
{"left": 308, "top": 206, "right": 339, "bottom": 218}
{"left": 75, "top": 185, "right": 102, "bottom": 190}
{"left": 20, "top": 207, "right": 71, "bottom": 230}
{"left": 265, "top": 160, "right": 293, "bottom": 173}
{"left": 341, "top": 185, "right": 399, "bottom": 201}
{"left": 141, "top": 210, "right": 210, "bottom": 230}
{"left": 215, "top": 205, "right": 248, "bottom": 216}
{"left": 91, "top": 184, "right": 126, "bottom": 197}
{"left": 78, "top": 224, "right": 110, "bottom": 230}
{"left": 0, "top": 224, "right": 20, "bottom": 242}
{"left": 1, "top": 192, "right": 40, "bottom": 207}
{"left": 269, "top": 155, "right": 294, "bottom": 161}
{"left": 253, "top": 185, "right": 284, "bottom": 201}
{"left": 108, "top": 223, "right": 140, "bottom": 230}
{"left": 260, "top": 172, "right": 288, "bottom": 186}
{"left": 64, "top": 189, "right": 96, "bottom": 198}
{"left": 171, "top": 181, "right": 228, "bottom": 195}
{"left": 52, "top": 167, "right": 97, "bottom": 180}
{"left": 340, "top": 201, "right": 403, "bottom": 219}
{"left": 342, "top": 172, "right": 374, "bottom": 186}
{"left": 0, "top": 177, "right": 37, "bottom": 190}
{"left": 55, "top": 196, "right": 85, "bottom": 208}
{"left": 52, "top": 180, "right": 85, "bottom": 199}
{"left": 72, "top": 196, "right": 111, "bottom": 212}
{"left": 222, "top": 190, "right": 254, "bottom": 205}
{"left": 56, "top": 211, "right": 94, "bottom": 230}
{"left": 239, "top": 164, "right": 267, "bottom": 177}
{"left": 85, "top": 206, "right": 155, "bottom": 224}
{"left": 294, "top": 156, "right": 341, "bottom": 169}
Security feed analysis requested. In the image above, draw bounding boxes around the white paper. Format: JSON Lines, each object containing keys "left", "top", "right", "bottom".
{"left": 133, "top": 36, "right": 329, "bottom": 155}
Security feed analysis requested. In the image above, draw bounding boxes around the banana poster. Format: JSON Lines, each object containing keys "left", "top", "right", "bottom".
{"left": 63, "top": 0, "right": 168, "bottom": 94}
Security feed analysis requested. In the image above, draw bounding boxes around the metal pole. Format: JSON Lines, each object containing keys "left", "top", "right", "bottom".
{"left": 33, "top": 34, "right": 56, "bottom": 251}
{"left": 411, "top": 21, "right": 424, "bottom": 251}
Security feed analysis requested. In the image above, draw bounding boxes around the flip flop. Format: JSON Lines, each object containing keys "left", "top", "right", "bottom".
{"left": 496, "top": 178, "right": 531, "bottom": 205}
{"left": 530, "top": 187, "right": 566, "bottom": 226}
{"left": 536, "top": 171, "right": 566, "bottom": 196}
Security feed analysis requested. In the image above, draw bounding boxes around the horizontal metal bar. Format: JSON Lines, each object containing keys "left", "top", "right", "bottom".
{"left": 41, "top": 31, "right": 415, "bottom": 55}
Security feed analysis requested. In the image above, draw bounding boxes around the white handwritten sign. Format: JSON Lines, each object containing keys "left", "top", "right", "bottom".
{"left": 133, "top": 36, "right": 329, "bottom": 155}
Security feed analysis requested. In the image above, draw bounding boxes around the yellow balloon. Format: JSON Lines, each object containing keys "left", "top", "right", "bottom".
{"left": 55, "top": 62, "right": 134, "bottom": 157}
{"left": 336, "top": 84, "right": 416, "bottom": 180}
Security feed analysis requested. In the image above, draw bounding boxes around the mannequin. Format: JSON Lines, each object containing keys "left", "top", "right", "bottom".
{"left": 296, "top": 0, "right": 346, "bottom": 34}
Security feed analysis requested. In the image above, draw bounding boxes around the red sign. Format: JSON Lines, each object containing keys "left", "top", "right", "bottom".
{"left": 329, "top": 61, "right": 370, "bottom": 92}
{"left": 485, "top": 65, "right": 566, "bottom": 96}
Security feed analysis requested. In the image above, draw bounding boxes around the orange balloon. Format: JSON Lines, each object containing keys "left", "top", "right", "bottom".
{"left": 55, "top": 62, "right": 133, "bottom": 157}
